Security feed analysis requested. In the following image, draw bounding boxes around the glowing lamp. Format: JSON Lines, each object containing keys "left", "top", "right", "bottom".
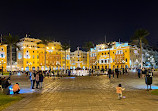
{"left": 101, "top": 45, "right": 105, "bottom": 49}
{"left": 52, "top": 47, "right": 54, "bottom": 49}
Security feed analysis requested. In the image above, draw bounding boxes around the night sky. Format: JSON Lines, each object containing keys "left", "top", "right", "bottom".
{"left": 1, "top": 0, "right": 158, "bottom": 50}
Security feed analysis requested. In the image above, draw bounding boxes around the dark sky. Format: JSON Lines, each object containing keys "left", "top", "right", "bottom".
{"left": 0, "top": 0, "right": 158, "bottom": 50}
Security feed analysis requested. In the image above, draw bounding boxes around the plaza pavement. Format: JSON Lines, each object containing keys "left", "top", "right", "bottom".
{"left": 3, "top": 72, "right": 158, "bottom": 111}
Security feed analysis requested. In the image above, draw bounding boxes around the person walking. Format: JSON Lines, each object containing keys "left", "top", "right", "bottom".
{"left": 115, "top": 68, "right": 119, "bottom": 78}
{"left": 122, "top": 68, "right": 125, "bottom": 75}
{"left": 142, "top": 68, "right": 146, "bottom": 78}
{"left": 116, "top": 84, "right": 125, "bottom": 100}
{"left": 138, "top": 68, "right": 141, "bottom": 78}
{"left": 35, "top": 72, "right": 40, "bottom": 89}
{"left": 30, "top": 71, "right": 36, "bottom": 89}
{"left": 108, "top": 69, "right": 112, "bottom": 79}
{"left": 39, "top": 71, "right": 44, "bottom": 89}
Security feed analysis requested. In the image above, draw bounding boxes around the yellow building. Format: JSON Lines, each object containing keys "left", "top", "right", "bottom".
{"left": 70, "top": 47, "right": 88, "bottom": 69}
{"left": 0, "top": 44, "right": 7, "bottom": 72}
{"left": 17, "top": 36, "right": 71, "bottom": 71}
{"left": 17, "top": 37, "right": 41, "bottom": 71}
{"left": 17, "top": 36, "right": 141, "bottom": 71}
{"left": 38, "top": 42, "right": 71, "bottom": 70}
{"left": 89, "top": 42, "right": 141, "bottom": 70}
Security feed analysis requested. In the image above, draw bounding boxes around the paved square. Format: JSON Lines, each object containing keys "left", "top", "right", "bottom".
{"left": 3, "top": 73, "right": 158, "bottom": 111}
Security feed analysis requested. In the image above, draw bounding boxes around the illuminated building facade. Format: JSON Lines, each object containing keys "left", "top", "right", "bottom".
{"left": 89, "top": 42, "right": 141, "bottom": 70}
{"left": 70, "top": 47, "right": 88, "bottom": 69}
{"left": 0, "top": 44, "right": 7, "bottom": 72}
{"left": 17, "top": 36, "right": 71, "bottom": 71}
{"left": 17, "top": 37, "right": 41, "bottom": 71}
{"left": 16, "top": 36, "right": 157, "bottom": 71}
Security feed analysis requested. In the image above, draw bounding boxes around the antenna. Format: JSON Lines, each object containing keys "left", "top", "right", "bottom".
{"left": 105, "top": 35, "right": 107, "bottom": 43}
{"left": 119, "top": 38, "right": 120, "bottom": 43}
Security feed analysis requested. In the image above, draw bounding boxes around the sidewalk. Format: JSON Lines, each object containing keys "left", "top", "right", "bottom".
{"left": 3, "top": 72, "right": 158, "bottom": 111}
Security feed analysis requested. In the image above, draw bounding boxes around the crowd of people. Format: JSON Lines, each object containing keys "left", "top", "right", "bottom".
{"left": 29, "top": 71, "right": 44, "bottom": 89}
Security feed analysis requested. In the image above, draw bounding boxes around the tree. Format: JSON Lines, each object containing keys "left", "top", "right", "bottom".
{"left": 83, "top": 42, "right": 94, "bottom": 70}
{"left": 3, "top": 34, "right": 19, "bottom": 72}
{"left": 37, "top": 39, "right": 49, "bottom": 70}
{"left": 61, "top": 42, "right": 70, "bottom": 73}
{"left": 131, "top": 28, "right": 149, "bottom": 69}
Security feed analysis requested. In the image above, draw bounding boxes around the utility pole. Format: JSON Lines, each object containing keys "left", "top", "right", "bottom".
{"left": 105, "top": 35, "right": 107, "bottom": 43}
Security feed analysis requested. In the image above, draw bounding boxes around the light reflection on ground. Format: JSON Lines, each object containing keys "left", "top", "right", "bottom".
{"left": 64, "top": 77, "right": 76, "bottom": 79}
{"left": 9, "top": 85, "right": 35, "bottom": 95}
{"left": 135, "top": 85, "right": 158, "bottom": 89}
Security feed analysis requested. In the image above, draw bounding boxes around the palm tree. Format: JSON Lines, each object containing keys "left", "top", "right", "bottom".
{"left": 83, "top": 42, "right": 94, "bottom": 70}
{"left": 61, "top": 42, "right": 70, "bottom": 73}
{"left": 3, "top": 34, "right": 19, "bottom": 72}
{"left": 131, "top": 28, "right": 149, "bottom": 69}
{"left": 37, "top": 39, "right": 49, "bottom": 70}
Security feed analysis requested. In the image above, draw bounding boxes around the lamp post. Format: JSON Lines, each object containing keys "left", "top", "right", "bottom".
{"left": 0, "top": 60, "right": 6, "bottom": 75}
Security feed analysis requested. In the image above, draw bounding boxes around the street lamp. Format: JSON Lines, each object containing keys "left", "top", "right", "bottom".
{"left": 0, "top": 60, "right": 6, "bottom": 75}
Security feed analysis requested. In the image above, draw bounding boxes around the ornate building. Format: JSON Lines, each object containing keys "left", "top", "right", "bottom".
{"left": 0, "top": 44, "right": 7, "bottom": 72}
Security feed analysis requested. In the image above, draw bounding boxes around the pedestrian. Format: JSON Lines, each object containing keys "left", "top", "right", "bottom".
{"left": 2, "top": 77, "right": 11, "bottom": 95}
{"left": 39, "top": 71, "right": 44, "bottom": 88}
{"left": 108, "top": 69, "right": 112, "bottom": 79}
{"left": 138, "top": 68, "right": 141, "bottom": 78}
{"left": 52, "top": 70, "right": 55, "bottom": 79}
{"left": 68, "top": 70, "right": 71, "bottom": 76}
{"left": 57, "top": 70, "right": 59, "bottom": 77}
{"left": 142, "top": 68, "right": 146, "bottom": 78}
{"left": 122, "top": 68, "right": 125, "bottom": 75}
{"left": 115, "top": 68, "right": 119, "bottom": 78}
{"left": 89, "top": 69, "right": 91, "bottom": 76}
{"left": 116, "top": 84, "right": 125, "bottom": 100}
{"left": 35, "top": 72, "right": 40, "bottom": 88}
{"left": 13, "top": 83, "right": 20, "bottom": 94}
{"left": 30, "top": 71, "right": 36, "bottom": 89}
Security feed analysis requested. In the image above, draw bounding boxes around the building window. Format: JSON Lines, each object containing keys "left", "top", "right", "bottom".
{"left": 37, "top": 55, "right": 39, "bottom": 59}
{"left": 33, "top": 51, "right": 34, "bottom": 53}
{"left": 105, "top": 52, "right": 106, "bottom": 54}
{"left": 101, "top": 60, "right": 103, "bottom": 63}
{"left": 102, "top": 53, "right": 103, "bottom": 55}
{"left": 126, "top": 58, "right": 127, "bottom": 62}
{"left": 33, "top": 55, "right": 35, "bottom": 59}
{"left": 27, "top": 50, "right": 28, "bottom": 53}
{"left": 1, "top": 54, "right": 3, "bottom": 58}
{"left": 105, "top": 60, "right": 107, "bottom": 63}
{"left": 1, "top": 48, "right": 3, "bottom": 51}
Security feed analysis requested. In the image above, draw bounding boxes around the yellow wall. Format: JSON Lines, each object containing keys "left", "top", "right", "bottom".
{"left": 0, "top": 44, "right": 7, "bottom": 71}
{"left": 89, "top": 42, "right": 131, "bottom": 70}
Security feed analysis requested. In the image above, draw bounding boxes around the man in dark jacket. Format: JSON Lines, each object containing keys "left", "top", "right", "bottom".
{"left": 108, "top": 69, "right": 112, "bottom": 79}
{"left": 39, "top": 71, "right": 44, "bottom": 88}
{"left": 2, "top": 77, "right": 11, "bottom": 95}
